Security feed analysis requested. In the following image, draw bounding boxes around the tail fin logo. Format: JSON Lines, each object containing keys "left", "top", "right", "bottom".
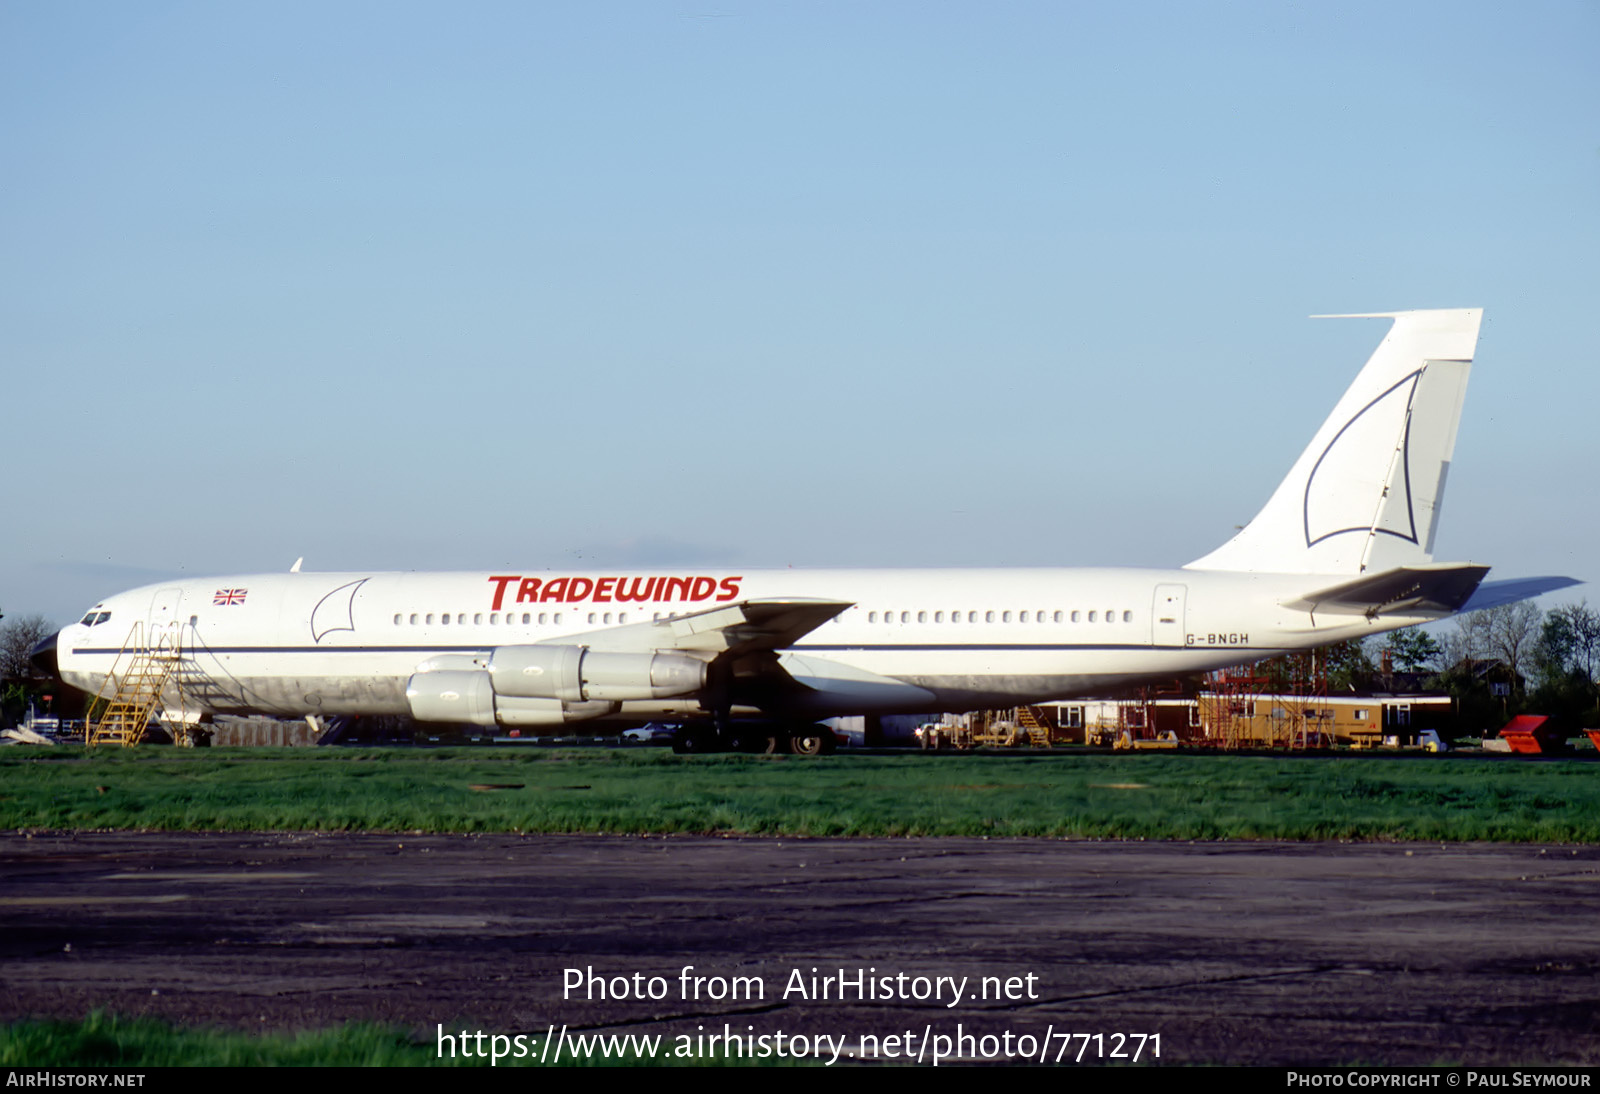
{"left": 1184, "top": 309, "right": 1479, "bottom": 576}
{"left": 1303, "top": 369, "right": 1421, "bottom": 550}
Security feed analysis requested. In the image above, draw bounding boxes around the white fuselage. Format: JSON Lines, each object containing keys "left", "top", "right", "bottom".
{"left": 57, "top": 566, "right": 1420, "bottom": 723}
{"left": 48, "top": 310, "right": 1566, "bottom": 731}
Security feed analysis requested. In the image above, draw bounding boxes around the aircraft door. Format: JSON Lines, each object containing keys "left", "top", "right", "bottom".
{"left": 147, "top": 587, "right": 185, "bottom": 644}
{"left": 1152, "top": 584, "right": 1186, "bottom": 647}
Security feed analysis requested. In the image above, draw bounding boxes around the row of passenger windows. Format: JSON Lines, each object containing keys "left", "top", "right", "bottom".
{"left": 860, "top": 609, "right": 1134, "bottom": 625}
{"left": 391, "top": 611, "right": 711, "bottom": 627}
{"left": 394, "top": 608, "right": 1137, "bottom": 628}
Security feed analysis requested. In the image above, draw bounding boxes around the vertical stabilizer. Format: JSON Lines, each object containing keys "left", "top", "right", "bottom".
{"left": 1185, "top": 309, "right": 1481, "bottom": 575}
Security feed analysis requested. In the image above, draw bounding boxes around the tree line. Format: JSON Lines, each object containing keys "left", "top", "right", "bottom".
{"left": 0, "top": 612, "right": 57, "bottom": 726}
{"left": 1379, "top": 601, "right": 1598, "bottom": 733}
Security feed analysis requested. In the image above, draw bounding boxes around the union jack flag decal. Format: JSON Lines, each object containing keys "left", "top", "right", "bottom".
{"left": 214, "top": 588, "right": 248, "bottom": 606}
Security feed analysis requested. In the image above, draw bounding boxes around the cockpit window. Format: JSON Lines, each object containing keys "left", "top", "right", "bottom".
{"left": 78, "top": 611, "right": 112, "bottom": 627}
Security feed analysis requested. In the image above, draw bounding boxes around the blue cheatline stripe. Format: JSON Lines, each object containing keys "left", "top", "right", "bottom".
{"left": 74, "top": 642, "right": 1279, "bottom": 656}
{"left": 75, "top": 645, "right": 493, "bottom": 656}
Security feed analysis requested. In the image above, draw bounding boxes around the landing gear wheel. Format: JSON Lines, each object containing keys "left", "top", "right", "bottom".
{"left": 787, "top": 725, "right": 836, "bottom": 756}
{"left": 735, "top": 732, "right": 780, "bottom": 754}
{"left": 672, "top": 728, "right": 717, "bottom": 754}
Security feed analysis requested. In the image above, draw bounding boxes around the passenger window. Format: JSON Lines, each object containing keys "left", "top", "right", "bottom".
{"left": 409, "top": 614, "right": 418, "bottom": 625}
{"left": 985, "top": 611, "right": 994, "bottom": 623}
{"left": 1020, "top": 611, "right": 1029, "bottom": 623}
{"left": 1123, "top": 610, "right": 1132, "bottom": 623}
{"left": 474, "top": 613, "right": 482, "bottom": 625}
{"left": 1054, "top": 611, "right": 1062, "bottom": 623}
{"left": 935, "top": 611, "right": 944, "bottom": 623}
{"left": 393, "top": 614, "right": 401, "bottom": 625}
{"left": 869, "top": 612, "right": 877, "bottom": 623}
{"left": 441, "top": 614, "right": 450, "bottom": 625}
{"left": 917, "top": 611, "right": 926, "bottom": 623}
{"left": 426, "top": 614, "right": 435, "bottom": 625}
{"left": 1071, "top": 611, "right": 1080, "bottom": 622}
{"left": 1105, "top": 610, "right": 1114, "bottom": 623}
{"left": 968, "top": 611, "right": 977, "bottom": 623}
{"left": 490, "top": 613, "right": 499, "bottom": 624}
{"left": 1089, "top": 611, "right": 1097, "bottom": 623}
{"left": 1002, "top": 611, "right": 1012, "bottom": 623}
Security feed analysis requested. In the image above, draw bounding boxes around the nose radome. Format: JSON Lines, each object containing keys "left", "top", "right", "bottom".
{"left": 30, "top": 631, "right": 59, "bottom": 677}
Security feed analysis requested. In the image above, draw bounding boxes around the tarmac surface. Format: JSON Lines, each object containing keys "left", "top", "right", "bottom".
{"left": 3, "top": 831, "right": 1599, "bottom": 1065}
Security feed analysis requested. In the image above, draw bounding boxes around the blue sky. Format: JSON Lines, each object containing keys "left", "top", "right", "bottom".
{"left": 4, "top": 0, "right": 1596, "bottom": 624}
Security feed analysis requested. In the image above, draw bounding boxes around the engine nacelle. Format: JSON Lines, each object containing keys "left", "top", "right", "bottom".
{"left": 407, "top": 640, "right": 706, "bottom": 726}
{"left": 494, "top": 695, "right": 618, "bottom": 726}
{"left": 488, "top": 645, "right": 706, "bottom": 702}
{"left": 405, "top": 670, "right": 496, "bottom": 727}
{"left": 405, "top": 669, "right": 619, "bottom": 726}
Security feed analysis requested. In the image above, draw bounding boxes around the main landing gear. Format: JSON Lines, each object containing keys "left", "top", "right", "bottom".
{"left": 671, "top": 722, "right": 836, "bottom": 756}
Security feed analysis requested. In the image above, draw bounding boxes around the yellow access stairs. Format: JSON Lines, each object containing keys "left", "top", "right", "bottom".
{"left": 1016, "top": 705, "right": 1054, "bottom": 748}
{"left": 970, "top": 706, "right": 1055, "bottom": 748}
{"left": 88, "top": 623, "right": 182, "bottom": 747}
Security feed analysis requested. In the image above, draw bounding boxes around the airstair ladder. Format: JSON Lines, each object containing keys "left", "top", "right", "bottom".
{"left": 1016, "top": 706, "right": 1054, "bottom": 748}
{"left": 88, "top": 623, "right": 182, "bottom": 747}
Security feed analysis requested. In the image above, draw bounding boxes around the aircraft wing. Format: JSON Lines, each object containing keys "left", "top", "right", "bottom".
{"left": 545, "top": 599, "right": 938, "bottom": 715}
{"left": 1282, "top": 563, "right": 1491, "bottom": 618}
{"left": 547, "top": 598, "right": 853, "bottom": 658}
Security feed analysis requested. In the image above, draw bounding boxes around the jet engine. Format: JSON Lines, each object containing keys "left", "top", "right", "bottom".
{"left": 405, "top": 645, "right": 708, "bottom": 727}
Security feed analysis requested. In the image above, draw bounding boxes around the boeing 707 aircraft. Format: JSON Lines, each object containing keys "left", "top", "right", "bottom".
{"left": 37, "top": 309, "right": 1577, "bottom": 752}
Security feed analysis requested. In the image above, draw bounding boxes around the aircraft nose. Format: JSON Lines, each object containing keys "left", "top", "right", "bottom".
{"left": 30, "top": 631, "right": 59, "bottom": 677}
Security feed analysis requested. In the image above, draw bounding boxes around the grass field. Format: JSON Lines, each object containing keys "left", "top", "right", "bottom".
{"left": 0, "top": 1013, "right": 730, "bottom": 1067}
{"left": 2, "top": 745, "right": 1597, "bottom": 841}
{"left": 0, "top": 1014, "right": 452, "bottom": 1067}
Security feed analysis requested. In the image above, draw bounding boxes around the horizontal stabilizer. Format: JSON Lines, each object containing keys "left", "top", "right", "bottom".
{"left": 1459, "top": 576, "right": 1583, "bottom": 613}
{"left": 1282, "top": 563, "right": 1490, "bottom": 618}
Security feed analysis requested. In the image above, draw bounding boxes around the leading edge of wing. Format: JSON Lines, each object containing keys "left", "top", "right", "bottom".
{"left": 546, "top": 598, "right": 853, "bottom": 656}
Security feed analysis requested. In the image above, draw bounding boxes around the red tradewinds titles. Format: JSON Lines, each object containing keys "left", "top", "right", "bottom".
{"left": 488, "top": 575, "right": 742, "bottom": 610}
